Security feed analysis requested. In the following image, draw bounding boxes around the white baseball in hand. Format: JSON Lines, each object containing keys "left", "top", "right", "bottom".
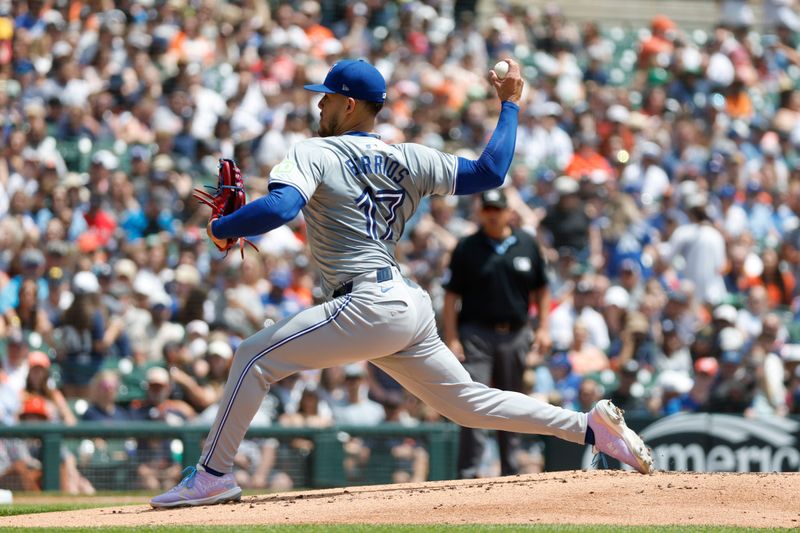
{"left": 493, "top": 61, "right": 509, "bottom": 80}
{"left": 263, "top": 318, "right": 275, "bottom": 328}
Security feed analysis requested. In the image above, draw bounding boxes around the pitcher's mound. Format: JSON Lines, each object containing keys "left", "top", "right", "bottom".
{"left": 6, "top": 471, "right": 799, "bottom": 528}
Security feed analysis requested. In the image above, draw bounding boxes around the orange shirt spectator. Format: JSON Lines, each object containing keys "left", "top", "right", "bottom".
{"left": 726, "top": 83, "right": 754, "bottom": 119}
{"left": 638, "top": 16, "right": 676, "bottom": 68}
{"left": 298, "top": 1, "right": 335, "bottom": 58}
{"left": 305, "top": 23, "right": 335, "bottom": 58}
{"left": 742, "top": 248, "right": 796, "bottom": 307}
{"left": 565, "top": 134, "right": 613, "bottom": 179}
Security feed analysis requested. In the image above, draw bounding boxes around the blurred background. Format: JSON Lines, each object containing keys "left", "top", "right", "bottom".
{"left": 1, "top": 0, "right": 799, "bottom": 494}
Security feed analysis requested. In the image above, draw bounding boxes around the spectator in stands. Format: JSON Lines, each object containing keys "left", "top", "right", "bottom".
{"left": 737, "top": 286, "right": 771, "bottom": 341}
{"left": 381, "top": 393, "right": 429, "bottom": 483}
{"left": 6, "top": 278, "right": 53, "bottom": 348}
{"left": 547, "top": 352, "right": 582, "bottom": 409}
{"left": 568, "top": 319, "right": 610, "bottom": 375}
{"left": 18, "top": 380, "right": 95, "bottom": 494}
{"left": 82, "top": 370, "right": 129, "bottom": 422}
{"left": 517, "top": 102, "right": 573, "bottom": 171}
{"left": 638, "top": 15, "right": 676, "bottom": 68}
{"left": 679, "top": 358, "right": 719, "bottom": 413}
{"left": 143, "top": 293, "right": 183, "bottom": 363}
{"left": 613, "top": 311, "right": 657, "bottom": 369}
{"left": 278, "top": 386, "right": 333, "bottom": 467}
{"left": 652, "top": 320, "right": 693, "bottom": 375}
{"left": 1, "top": 329, "right": 28, "bottom": 394}
{"left": 541, "top": 176, "right": 598, "bottom": 264}
{"left": 23, "top": 350, "right": 73, "bottom": 425}
{"left": 609, "top": 360, "right": 647, "bottom": 414}
{"left": 707, "top": 330, "right": 755, "bottom": 413}
{"left": 333, "top": 364, "right": 385, "bottom": 426}
{"left": 41, "top": 265, "right": 67, "bottom": 327}
{"left": 750, "top": 314, "right": 789, "bottom": 415}
{"left": 170, "top": 339, "right": 233, "bottom": 413}
{"left": 551, "top": 279, "right": 610, "bottom": 353}
{"left": 0, "top": 248, "right": 47, "bottom": 316}
{"left": 131, "top": 367, "right": 194, "bottom": 491}
{"left": 334, "top": 364, "right": 385, "bottom": 483}
{"left": 564, "top": 134, "right": 613, "bottom": 181}
{"left": 57, "top": 271, "right": 119, "bottom": 397}
{"left": 665, "top": 195, "right": 728, "bottom": 305}
{"left": 744, "top": 247, "right": 796, "bottom": 307}
{"left": 279, "top": 386, "right": 333, "bottom": 429}
{"left": 575, "top": 379, "right": 603, "bottom": 412}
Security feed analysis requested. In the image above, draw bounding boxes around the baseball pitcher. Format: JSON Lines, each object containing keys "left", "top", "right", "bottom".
{"left": 151, "top": 58, "right": 652, "bottom": 508}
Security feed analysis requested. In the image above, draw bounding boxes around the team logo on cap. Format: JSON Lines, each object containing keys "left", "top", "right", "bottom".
{"left": 342, "top": 84, "right": 350, "bottom": 91}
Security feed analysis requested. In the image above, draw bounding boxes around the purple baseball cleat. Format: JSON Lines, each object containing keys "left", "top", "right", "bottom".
{"left": 588, "top": 399, "right": 653, "bottom": 474}
{"left": 150, "top": 466, "right": 242, "bottom": 508}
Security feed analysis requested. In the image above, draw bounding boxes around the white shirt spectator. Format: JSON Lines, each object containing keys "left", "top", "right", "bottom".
{"left": 0, "top": 381, "right": 21, "bottom": 425}
{"left": 257, "top": 225, "right": 305, "bottom": 256}
{"left": 0, "top": 359, "right": 28, "bottom": 396}
{"left": 707, "top": 52, "right": 735, "bottom": 87}
{"left": 723, "top": 203, "right": 749, "bottom": 238}
{"left": 152, "top": 105, "right": 183, "bottom": 136}
{"left": 517, "top": 123, "right": 573, "bottom": 171}
{"left": 145, "top": 320, "right": 184, "bottom": 363}
{"left": 550, "top": 302, "right": 610, "bottom": 352}
{"left": 751, "top": 351, "right": 788, "bottom": 415}
{"left": 653, "top": 347, "right": 693, "bottom": 375}
{"left": 667, "top": 221, "right": 727, "bottom": 305}
{"left": 621, "top": 162, "right": 670, "bottom": 202}
{"left": 191, "top": 86, "right": 228, "bottom": 142}
{"left": 333, "top": 398, "right": 385, "bottom": 426}
{"left": 231, "top": 82, "right": 269, "bottom": 141}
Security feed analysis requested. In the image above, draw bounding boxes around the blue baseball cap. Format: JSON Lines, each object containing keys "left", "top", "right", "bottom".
{"left": 304, "top": 59, "right": 387, "bottom": 103}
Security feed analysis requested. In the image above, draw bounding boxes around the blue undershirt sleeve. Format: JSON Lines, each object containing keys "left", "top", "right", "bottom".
{"left": 454, "top": 101, "right": 519, "bottom": 195}
{"left": 211, "top": 183, "right": 306, "bottom": 240}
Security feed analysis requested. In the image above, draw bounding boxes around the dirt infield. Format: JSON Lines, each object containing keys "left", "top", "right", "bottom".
{"left": 4, "top": 471, "right": 799, "bottom": 528}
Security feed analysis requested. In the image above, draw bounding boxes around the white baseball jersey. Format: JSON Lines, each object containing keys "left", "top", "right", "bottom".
{"left": 268, "top": 134, "right": 457, "bottom": 295}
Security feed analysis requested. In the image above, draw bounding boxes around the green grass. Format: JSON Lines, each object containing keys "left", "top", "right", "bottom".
{"left": 0, "top": 523, "right": 788, "bottom": 532}
{"left": 0, "top": 503, "right": 107, "bottom": 517}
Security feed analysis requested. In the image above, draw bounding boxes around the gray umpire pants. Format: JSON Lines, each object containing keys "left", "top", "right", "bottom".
{"left": 200, "top": 268, "right": 587, "bottom": 473}
{"left": 457, "top": 323, "right": 531, "bottom": 478}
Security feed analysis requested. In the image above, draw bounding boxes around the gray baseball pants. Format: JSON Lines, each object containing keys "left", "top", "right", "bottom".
{"left": 200, "top": 268, "right": 587, "bottom": 473}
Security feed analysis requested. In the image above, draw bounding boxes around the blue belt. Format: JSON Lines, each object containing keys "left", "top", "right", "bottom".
{"left": 332, "top": 266, "right": 393, "bottom": 298}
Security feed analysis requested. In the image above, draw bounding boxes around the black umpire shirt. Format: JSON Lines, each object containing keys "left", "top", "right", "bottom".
{"left": 444, "top": 228, "right": 548, "bottom": 329}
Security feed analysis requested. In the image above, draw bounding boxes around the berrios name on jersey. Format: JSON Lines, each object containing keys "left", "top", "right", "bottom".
{"left": 269, "top": 135, "right": 457, "bottom": 295}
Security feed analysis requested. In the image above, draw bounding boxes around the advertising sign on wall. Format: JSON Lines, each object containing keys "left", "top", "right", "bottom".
{"left": 545, "top": 414, "right": 800, "bottom": 473}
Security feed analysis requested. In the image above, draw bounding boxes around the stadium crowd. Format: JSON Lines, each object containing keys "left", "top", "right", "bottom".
{"left": 1, "top": 0, "right": 800, "bottom": 491}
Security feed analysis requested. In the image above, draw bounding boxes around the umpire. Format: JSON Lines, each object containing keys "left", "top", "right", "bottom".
{"left": 443, "top": 188, "right": 552, "bottom": 478}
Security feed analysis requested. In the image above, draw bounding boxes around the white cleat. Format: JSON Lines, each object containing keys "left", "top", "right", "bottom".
{"left": 150, "top": 466, "right": 242, "bottom": 508}
{"left": 588, "top": 399, "right": 654, "bottom": 474}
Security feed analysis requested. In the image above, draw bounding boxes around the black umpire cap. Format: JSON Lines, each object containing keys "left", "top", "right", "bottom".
{"left": 480, "top": 189, "right": 508, "bottom": 209}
